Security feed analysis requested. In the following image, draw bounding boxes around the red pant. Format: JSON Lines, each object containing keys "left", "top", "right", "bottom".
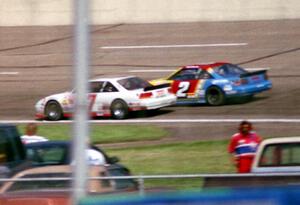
{"left": 237, "top": 157, "right": 254, "bottom": 173}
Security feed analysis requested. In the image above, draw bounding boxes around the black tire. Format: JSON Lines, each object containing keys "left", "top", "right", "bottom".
{"left": 45, "top": 101, "right": 63, "bottom": 121}
{"left": 244, "top": 94, "right": 254, "bottom": 102}
{"left": 110, "top": 99, "right": 129, "bottom": 119}
{"left": 205, "top": 86, "right": 225, "bottom": 106}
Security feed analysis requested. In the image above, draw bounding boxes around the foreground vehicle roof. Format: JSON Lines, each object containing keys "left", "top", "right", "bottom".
{"left": 182, "top": 62, "right": 228, "bottom": 70}
{"left": 259, "top": 136, "right": 300, "bottom": 145}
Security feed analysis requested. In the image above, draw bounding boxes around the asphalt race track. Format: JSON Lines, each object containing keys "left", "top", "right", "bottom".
{"left": 0, "top": 19, "right": 299, "bottom": 142}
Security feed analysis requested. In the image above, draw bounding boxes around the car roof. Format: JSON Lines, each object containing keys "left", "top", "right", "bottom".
{"left": 0, "top": 123, "right": 15, "bottom": 128}
{"left": 182, "top": 62, "right": 228, "bottom": 70}
{"left": 260, "top": 136, "right": 300, "bottom": 145}
{"left": 25, "top": 140, "right": 105, "bottom": 152}
{"left": 89, "top": 75, "right": 137, "bottom": 82}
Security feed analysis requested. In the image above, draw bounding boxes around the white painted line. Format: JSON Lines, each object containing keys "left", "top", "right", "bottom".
{"left": 87, "top": 119, "right": 300, "bottom": 123}
{"left": 2, "top": 118, "right": 300, "bottom": 124}
{"left": 129, "top": 69, "right": 175, "bottom": 73}
{"left": 0, "top": 72, "right": 19, "bottom": 75}
{"left": 245, "top": 68, "right": 270, "bottom": 71}
{"left": 101, "top": 43, "right": 248, "bottom": 49}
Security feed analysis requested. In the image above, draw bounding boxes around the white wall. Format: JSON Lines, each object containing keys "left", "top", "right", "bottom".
{"left": 0, "top": 0, "right": 299, "bottom": 26}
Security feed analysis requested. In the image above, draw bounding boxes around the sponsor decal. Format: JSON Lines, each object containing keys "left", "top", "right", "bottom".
{"left": 251, "top": 76, "right": 260, "bottom": 80}
{"left": 256, "top": 84, "right": 264, "bottom": 88}
{"left": 212, "top": 79, "right": 229, "bottom": 84}
{"left": 156, "top": 90, "right": 166, "bottom": 97}
{"left": 223, "top": 85, "right": 233, "bottom": 91}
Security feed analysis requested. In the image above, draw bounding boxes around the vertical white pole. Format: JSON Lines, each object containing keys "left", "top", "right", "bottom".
{"left": 72, "top": 0, "right": 90, "bottom": 204}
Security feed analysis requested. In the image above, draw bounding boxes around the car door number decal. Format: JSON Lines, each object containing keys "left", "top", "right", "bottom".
{"left": 177, "top": 82, "right": 190, "bottom": 97}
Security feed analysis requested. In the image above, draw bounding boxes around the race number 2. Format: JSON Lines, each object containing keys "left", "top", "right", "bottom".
{"left": 177, "top": 82, "right": 190, "bottom": 98}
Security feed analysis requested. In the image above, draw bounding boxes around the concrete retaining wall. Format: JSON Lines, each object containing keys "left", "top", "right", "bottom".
{"left": 0, "top": 0, "right": 299, "bottom": 26}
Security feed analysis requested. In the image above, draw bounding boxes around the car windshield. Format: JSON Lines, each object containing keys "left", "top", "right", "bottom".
{"left": 118, "top": 77, "right": 151, "bottom": 90}
{"left": 214, "top": 64, "right": 247, "bottom": 77}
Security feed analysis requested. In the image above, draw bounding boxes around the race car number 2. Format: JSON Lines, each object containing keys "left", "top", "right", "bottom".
{"left": 177, "top": 81, "right": 190, "bottom": 98}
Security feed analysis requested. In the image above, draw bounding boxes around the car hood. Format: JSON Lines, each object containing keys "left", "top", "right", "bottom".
{"left": 36, "top": 92, "right": 73, "bottom": 106}
{"left": 45, "top": 92, "right": 72, "bottom": 100}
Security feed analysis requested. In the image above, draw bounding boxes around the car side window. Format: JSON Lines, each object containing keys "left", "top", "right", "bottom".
{"left": 259, "top": 143, "right": 300, "bottom": 167}
{"left": 90, "top": 82, "right": 104, "bottom": 93}
{"left": 198, "top": 70, "right": 212, "bottom": 79}
{"left": 102, "top": 82, "right": 118, "bottom": 92}
{"left": 27, "top": 146, "right": 66, "bottom": 165}
{"left": 118, "top": 77, "right": 151, "bottom": 90}
{"left": 170, "top": 68, "right": 199, "bottom": 80}
{"left": 215, "top": 64, "right": 247, "bottom": 77}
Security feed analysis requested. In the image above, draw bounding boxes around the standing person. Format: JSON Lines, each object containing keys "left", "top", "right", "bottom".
{"left": 21, "top": 123, "right": 48, "bottom": 144}
{"left": 228, "top": 121, "right": 262, "bottom": 173}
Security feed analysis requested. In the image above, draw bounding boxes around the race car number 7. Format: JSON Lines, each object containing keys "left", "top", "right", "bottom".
{"left": 88, "top": 94, "right": 97, "bottom": 111}
{"left": 177, "top": 81, "right": 190, "bottom": 97}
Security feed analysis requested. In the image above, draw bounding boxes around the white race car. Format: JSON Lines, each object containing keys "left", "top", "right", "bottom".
{"left": 35, "top": 76, "right": 177, "bottom": 120}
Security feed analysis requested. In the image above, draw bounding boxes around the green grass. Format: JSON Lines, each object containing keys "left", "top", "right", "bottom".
{"left": 105, "top": 140, "right": 235, "bottom": 189}
{"left": 17, "top": 124, "right": 169, "bottom": 144}
{"left": 106, "top": 141, "right": 234, "bottom": 174}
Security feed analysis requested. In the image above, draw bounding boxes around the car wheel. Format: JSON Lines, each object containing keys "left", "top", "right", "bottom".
{"left": 45, "top": 101, "right": 63, "bottom": 121}
{"left": 244, "top": 94, "right": 254, "bottom": 101}
{"left": 206, "top": 86, "right": 225, "bottom": 106}
{"left": 110, "top": 99, "right": 129, "bottom": 119}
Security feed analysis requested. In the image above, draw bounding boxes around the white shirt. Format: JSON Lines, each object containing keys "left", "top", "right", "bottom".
{"left": 21, "top": 135, "right": 48, "bottom": 144}
{"left": 86, "top": 149, "right": 106, "bottom": 165}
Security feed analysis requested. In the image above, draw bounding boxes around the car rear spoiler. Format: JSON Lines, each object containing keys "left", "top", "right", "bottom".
{"left": 144, "top": 83, "right": 170, "bottom": 91}
{"left": 240, "top": 70, "right": 267, "bottom": 78}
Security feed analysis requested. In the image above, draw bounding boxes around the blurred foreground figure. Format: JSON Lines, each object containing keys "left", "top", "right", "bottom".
{"left": 86, "top": 147, "right": 106, "bottom": 165}
{"left": 21, "top": 123, "right": 48, "bottom": 144}
{"left": 228, "top": 121, "right": 262, "bottom": 173}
